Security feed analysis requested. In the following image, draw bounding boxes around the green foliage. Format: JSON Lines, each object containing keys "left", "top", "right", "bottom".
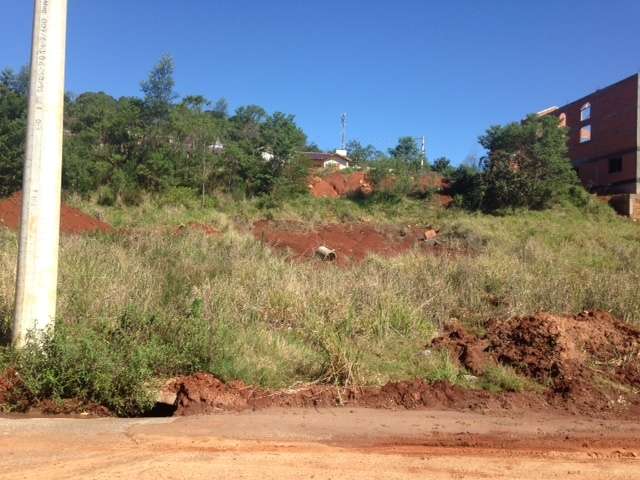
{"left": 431, "top": 157, "right": 455, "bottom": 178}
{"left": 346, "top": 139, "right": 384, "bottom": 164}
{"left": 0, "top": 83, "right": 27, "bottom": 196}
{"left": 141, "top": 54, "right": 177, "bottom": 122}
{"left": 9, "top": 303, "right": 217, "bottom": 416}
{"left": 450, "top": 164, "right": 486, "bottom": 210}
{"left": 97, "top": 185, "right": 117, "bottom": 206}
{"left": 0, "top": 67, "right": 29, "bottom": 96}
{"left": 449, "top": 115, "right": 585, "bottom": 212}
{"left": 479, "top": 115, "right": 581, "bottom": 211}
{"left": 0, "top": 56, "right": 314, "bottom": 201}
{"left": 0, "top": 195, "right": 638, "bottom": 413}
{"left": 479, "top": 364, "right": 535, "bottom": 393}
{"left": 388, "top": 136, "right": 425, "bottom": 169}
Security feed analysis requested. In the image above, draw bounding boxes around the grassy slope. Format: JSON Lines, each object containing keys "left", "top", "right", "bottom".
{"left": 1, "top": 192, "right": 639, "bottom": 414}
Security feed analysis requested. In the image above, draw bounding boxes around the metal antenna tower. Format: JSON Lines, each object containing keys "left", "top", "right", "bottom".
{"left": 340, "top": 113, "right": 347, "bottom": 150}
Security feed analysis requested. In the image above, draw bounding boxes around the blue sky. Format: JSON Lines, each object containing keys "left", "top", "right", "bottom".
{"left": 2, "top": 0, "right": 639, "bottom": 164}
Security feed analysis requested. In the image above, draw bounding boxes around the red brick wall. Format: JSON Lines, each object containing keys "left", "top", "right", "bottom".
{"left": 553, "top": 74, "right": 638, "bottom": 194}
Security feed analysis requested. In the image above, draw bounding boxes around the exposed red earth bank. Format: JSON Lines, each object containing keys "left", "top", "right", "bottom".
{"left": 0, "top": 192, "right": 111, "bottom": 235}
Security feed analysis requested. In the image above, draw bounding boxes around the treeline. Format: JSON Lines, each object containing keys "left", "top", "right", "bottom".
{"left": 1, "top": 56, "right": 587, "bottom": 212}
{"left": 0, "top": 55, "right": 312, "bottom": 202}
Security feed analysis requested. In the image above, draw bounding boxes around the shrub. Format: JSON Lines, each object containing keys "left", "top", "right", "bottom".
{"left": 8, "top": 302, "right": 217, "bottom": 416}
{"left": 479, "top": 115, "right": 581, "bottom": 211}
{"left": 96, "top": 185, "right": 116, "bottom": 206}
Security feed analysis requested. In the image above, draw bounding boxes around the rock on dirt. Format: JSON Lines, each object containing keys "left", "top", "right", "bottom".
{"left": 0, "top": 192, "right": 111, "bottom": 235}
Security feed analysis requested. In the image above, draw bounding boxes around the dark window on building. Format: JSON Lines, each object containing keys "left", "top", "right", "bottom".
{"left": 580, "top": 102, "right": 591, "bottom": 121}
{"left": 579, "top": 124, "right": 591, "bottom": 143}
{"left": 608, "top": 157, "right": 623, "bottom": 174}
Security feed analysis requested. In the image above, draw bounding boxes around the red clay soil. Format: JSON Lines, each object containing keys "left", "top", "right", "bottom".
{"left": 431, "top": 324, "right": 490, "bottom": 376}
{"left": 308, "top": 172, "right": 373, "bottom": 199}
{"left": 253, "top": 220, "right": 448, "bottom": 266}
{"left": 168, "top": 374, "right": 546, "bottom": 417}
{"left": 307, "top": 177, "right": 339, "bottom": 198}
{"left": 161, "top": 310, "right": 640, "bottom": 419}
{"left": 0, "top": 192, "right": 111, "bottom": 235}
{"left": 432, "top": 310, "right": 640, "bottom": 417}
{"left": 2, "top": 310, "right": 639, "bottom": 419}
{"left": 309, "top": 171, "right": 453, "bottom": 206}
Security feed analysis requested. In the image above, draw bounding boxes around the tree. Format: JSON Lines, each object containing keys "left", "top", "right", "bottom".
{"left": 346, "top": 140, "right": 383, "bottom": 164}
{"left": 210, "top": 98, "right": 229, "bottom": 119}
{"left": 479, "top": 114, "right": 579, "bottom": 210}
{"left": 1, "top": 67, "right": 29, "bottom": 96}
{"left": 261, "top": 112, "right": 307, "bottom": 164}
{"left": 0, "top": 83, "right": 27, "bottom": 195}
{"left": 388, "top": 136, "right": 423, "bottom": 168}
{"left": 431, "top": 157, "right": 455, "bottom": 177}
{"left": 450, "top": 164, "right": 485, "bottom": 210}
{"left": 181, "top": 95, "right": 209, "bottom": 112}
{"left": 141, "top": 54, "right": 177, "bottom": 122}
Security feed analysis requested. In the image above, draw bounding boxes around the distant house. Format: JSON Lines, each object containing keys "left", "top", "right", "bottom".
{"left": 539, "top": 73, "right": 640, "bottom": 217}
{"left": 302, "top": 149, "right": 352, "bottom": 170}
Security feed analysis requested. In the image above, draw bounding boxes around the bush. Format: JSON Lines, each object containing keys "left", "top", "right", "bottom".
{"left": 8, "top": 301, "right": 217, "bottom": 416}
{"left": 158, "top": 186, "right": 199, "bottom": 208}
{"left": 96, "top": 185, "right": 117, "bottom": 206}
{"left": 450, "top": 165, "right": 485, "bottom": 210}
{"left": 479, "top": 115, "right": 581, "bottom": 211}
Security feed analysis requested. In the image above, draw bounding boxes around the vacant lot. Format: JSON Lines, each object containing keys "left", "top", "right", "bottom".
{"left": 0, "top": 193, "right": 639, "bottom": 415}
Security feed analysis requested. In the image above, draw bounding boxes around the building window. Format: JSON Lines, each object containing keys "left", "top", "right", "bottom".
{"left": 580, "top": 124, "right": 591, "bottom": 143}
{"left": 608, "top": 157, "right": 623, "bottom": 174}
{"left": 580, "top": 102, "right": 591, "bottom": 121}
{"left": 558, "top": 113, "right": 567, "bottom": 127}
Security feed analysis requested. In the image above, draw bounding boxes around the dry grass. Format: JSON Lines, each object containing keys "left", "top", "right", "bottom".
{"left": 1, "top": 193, "right": 639, "bottom": 414}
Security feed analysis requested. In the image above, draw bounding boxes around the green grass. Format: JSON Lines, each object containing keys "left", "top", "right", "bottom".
{"left": 1, "top": 191, "right": 639, "bottom": 414}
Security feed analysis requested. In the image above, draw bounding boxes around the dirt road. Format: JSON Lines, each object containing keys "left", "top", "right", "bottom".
{"left": 1, "top": 408, "right": 639, "bottom": 479}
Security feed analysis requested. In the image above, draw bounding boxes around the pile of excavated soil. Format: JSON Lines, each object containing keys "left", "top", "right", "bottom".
{"left": 0, "top": 192, "right": 111, "bottom": 235}
{"left": 253, "top": 220, "right": 449, "bottom": 266}
{"left": 167, "top": 373, "right": 545, "bottom": 416}
{"left": 309, "top": 172, "right": 454, "bottom": 206}
{"left": 308, "top": 172, "right": 373, "bottom": 199}
{"left": 431, "top": 311, "right": 640, "bottom": 416}
{"left": 308, "top": 177, "right": 339, "bottom": 198}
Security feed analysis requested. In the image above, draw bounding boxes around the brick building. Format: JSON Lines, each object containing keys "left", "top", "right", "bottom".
{"left": 541, "top": 74, "right": 640, "bottom": 197}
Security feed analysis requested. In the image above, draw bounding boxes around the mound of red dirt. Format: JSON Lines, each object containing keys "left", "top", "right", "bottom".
{"left": 165, "top": 373, "right": 545, "bottom": 416}
{"left": 309, "top": 172, "right": 373, "bottom": 199}
{"left": 431, "top": 324, "right": 490, "bottom": 376}
{"left": 253, "top": 221, "right": 448, "bottom": 266}
{"left": 0, "top": 192, "right": 111, "bottom": 235}
{"left": 309, "top": 171, "right": 453, "bottom": 207}
{"left": 431, "top": 311, "right": 640, "bottom": 415}
{"left": 308, "top": 177, "right": 339, "bottom": 198}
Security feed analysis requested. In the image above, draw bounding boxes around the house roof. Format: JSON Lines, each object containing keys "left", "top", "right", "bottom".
{"left": 301, "top": 151, "right": 352, "bottom": 162}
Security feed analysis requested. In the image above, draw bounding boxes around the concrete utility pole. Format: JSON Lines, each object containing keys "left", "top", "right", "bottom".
{"left": 13, "top": 0, "right": 68, "bottom": 347}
